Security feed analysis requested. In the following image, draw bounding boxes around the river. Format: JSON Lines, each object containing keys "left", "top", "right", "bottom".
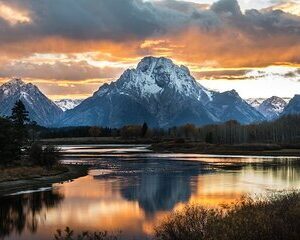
{"left": 1, "top": 144, "right": 300, "bottom": 239}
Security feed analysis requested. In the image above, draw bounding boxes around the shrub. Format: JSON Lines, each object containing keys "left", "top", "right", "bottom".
{"left": 54, "top": 227, "right": 120, "bottom": 240}
{"left": 155, "top": 193, "right": 300, "bottom": 240}
{"left": 29, "top": 143, "right": 60, "bottom": 168}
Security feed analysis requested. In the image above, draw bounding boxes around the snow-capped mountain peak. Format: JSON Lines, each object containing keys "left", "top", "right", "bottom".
{"left": 258, "top": 96, "right": 287, "bottom": 120}
{"left": 55, "top": 99, "right": 83, "bottom": 111}
{"left": 0, "top": 78, "right": 62, "bottom": 126}
{"left": 1, "top": 78, "right": 32, "bottom": 96}
{"left": 7, "top": 78, "right": 26, "bottom": 86}
{"left": 62, "top": 56, "right": 265, "bottom": 127}
{"left": 246, "top": 98, "right": 264, "bottom": 109}
{"left": 96, "top": 56, "right": 212, "bottom": 104}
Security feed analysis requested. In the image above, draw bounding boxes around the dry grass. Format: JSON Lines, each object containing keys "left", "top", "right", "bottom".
{"left": 0, "top": 165, "right": 68, "bottom": 182}
{"left": 155, "top": 193, "right": 300, "bottom": 240}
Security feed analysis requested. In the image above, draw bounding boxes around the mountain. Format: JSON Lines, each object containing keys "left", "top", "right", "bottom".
{"left": 61, "top": 57, "right": 264, "bottom": 127}
{"left": 257, "top": 96, "right": 287, "bottom": 120}
{"left": 206, "top": 90, "right": 264, "bottom": 124}
{"left": 0, "top": 79, "right": 63, "bottom": 126}
{"left": 282, "top": 95, "right": 300, "bottom": 116}
{"left": 246, "top": 98, "right": 265, "bottom": 108}
{"left": 55, "top": 99, "right": 83, "bottom": 111}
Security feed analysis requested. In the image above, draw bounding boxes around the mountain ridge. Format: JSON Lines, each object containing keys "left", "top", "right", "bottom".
{"left": 282, "top": 95, "right": 300, "bottom": 116}
{"left": 61, "top": 56, "right": 265, "bottom": 127}
{"left": 0, "top": 78, "right": 62, "bottom": 126}
{"left": 258, "top": 96, "right": 287, "bottom": 120}
{"left": 3, "top": 57, "right": 297, "bottom": 128}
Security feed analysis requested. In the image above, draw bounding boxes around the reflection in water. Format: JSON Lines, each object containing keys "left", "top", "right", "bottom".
{"left": 0, "top": 190, "right": 64, "bottom": 239}
{"left": 121, "top": 174, "right": 192, "bottom": 215}
{"left": 91, "top": 158, "right": 210, "bottom": 215}
{"left": 1, "top": 145, "right": 300, "bottom": 240}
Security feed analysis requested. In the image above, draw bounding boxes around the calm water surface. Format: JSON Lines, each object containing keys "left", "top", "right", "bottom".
{"left": 1, "top": 144, "right": 300, "bottom": 239}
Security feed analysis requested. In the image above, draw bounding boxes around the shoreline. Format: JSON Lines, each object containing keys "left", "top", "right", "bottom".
{"left": 0, "top": 165, "right": 88, "bottom": 196}
{"left": 150, "top": 142, "right": 300, "bottom": 157}
{"left": 2, "top": 141, "right": 298, "bottom": 197}
{"left": 41, "top": 137, "right": 300, "bottom": 157}
{"left": 40, "top": 137, "right": 155, "bottom": 145}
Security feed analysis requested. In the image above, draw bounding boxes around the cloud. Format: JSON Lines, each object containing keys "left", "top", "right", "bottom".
{"left": 265, "top": 1, "right": 300, "bottom": 16}
{"left": 211, "top": 0, "right": 242, "bottom": 16}
{"left": 0, "top": 0, "right": 200, "bottom": 42}
{"left": 0, "top": 60, "right": 123, "bottom": 80}
{"left": 194, "top": 69, "right": 250, "bottom": 80}
{"left": 0, "top": 0, "right": 300, "bottom": 68}
{"left": 0, "top": 0, "right": 278, "bottom": 45}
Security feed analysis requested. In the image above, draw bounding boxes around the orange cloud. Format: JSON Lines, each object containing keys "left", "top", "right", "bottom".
{"left": 266, "top": 1, "right": 300, "bottom": 16}
{"left": 0, "top": 0, "right": 300, "bottom": 99}
{"left": 0, "top": 3, "right": 31, "bottom": 25}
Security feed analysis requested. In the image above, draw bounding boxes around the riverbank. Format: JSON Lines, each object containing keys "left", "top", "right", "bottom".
{"left": 150, "top": 141, "right": 300, "bottom": 156}
{"left": 155, "top": 192, "right": 300, "bottom": 240}
{"left": 53, "top": 192, "right": 300, "bottom": 240}
{"left": 40, "top": 137, "right": 156, "bottom": 145}
{"left": 0, "top": 165, "right": 88, "bottom": 196}
{"left": 41, "top": 137, "right": 300, "bottom": 156}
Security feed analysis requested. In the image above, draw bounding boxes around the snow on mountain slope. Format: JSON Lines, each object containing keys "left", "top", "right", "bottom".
{"left": 55, "top": 99, "right": 83, "bottom": 111}
{"left": 258, "top": 96, "right": 287, "bottom": 120}
{"left": 61, "top": 57, "right": 264, "bottom": 127}
{"left": 246, "top": 98, "right": 265, "bottom": 108}
{"left": 0, "top": 79, "right": 62, "bottom": 126}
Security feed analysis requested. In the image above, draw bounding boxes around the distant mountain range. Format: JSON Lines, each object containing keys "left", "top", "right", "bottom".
{"left": 246, "top": 98, "right": 266, "bottom": 108}
{"left": 247, "top": 96, "right": 291, "bottom": 120}
{"left": 0, "top": 57, "right": 299, "bottom": 127}
{"left": 55, "top": 99, "right": 83, "bottom": 111}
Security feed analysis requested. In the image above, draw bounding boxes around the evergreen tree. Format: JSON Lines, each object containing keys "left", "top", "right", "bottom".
{"left": 10, "top": 100, "right": 29, "bottom": 126}
{"left": 0, "top": 117, "right": 18, "bottom": 165}
{"left": 142, "top": 122, "right": 148, "bottom": 137}
{"left": 9, "top": 100, "right": 30, "bottom": 160}
{"left": 205, "top": 132, "right": 213, "bottom": 144}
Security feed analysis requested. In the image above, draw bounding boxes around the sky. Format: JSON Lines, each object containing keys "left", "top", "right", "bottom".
{"left": 0, "top": 0, "right": 300, "bottom": 100}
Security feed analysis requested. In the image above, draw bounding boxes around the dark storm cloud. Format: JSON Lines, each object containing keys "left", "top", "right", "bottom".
{"left": 0, "top": 0, "right": 162, "bottom": 42}
{"left": 0, "top": 0, "right": 300, "bottom": 70}
{"left": 0, "top": 0, "right": 299, "bottom": 44}
{"left": 0, "top": 0, "right": 219, "bottom": 43}
{"left": 211, "top": 0, "right": 242, "bottom": 16}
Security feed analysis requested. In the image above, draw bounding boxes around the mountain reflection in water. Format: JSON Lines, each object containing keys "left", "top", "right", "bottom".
{"left": 92, "top": 158, "right": 210, "bottom": 216}
{"left": 1, "top": 144, "right": 300, "bottom": 240}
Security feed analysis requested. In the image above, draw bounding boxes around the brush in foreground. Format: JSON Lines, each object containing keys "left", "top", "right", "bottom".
{"left": 155, "top": 193, "right": 300, "bottom": 240}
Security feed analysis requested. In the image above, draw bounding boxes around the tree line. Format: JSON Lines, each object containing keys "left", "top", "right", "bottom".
{"left": 166, "top": 115, "right": 300, "bottom": 144}
{"left": 38, "top": 114, "right": 300, "bottom": 145}
{"left": 0, "top": 100, "right": 59, "bottom": 167}
{"left": 2, "top": 100, "right": 299, "bottom": 161}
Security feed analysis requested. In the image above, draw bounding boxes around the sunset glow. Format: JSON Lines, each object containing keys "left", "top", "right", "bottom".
{"left": 0, "top": 0, "right": 299, "bottom": 99}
